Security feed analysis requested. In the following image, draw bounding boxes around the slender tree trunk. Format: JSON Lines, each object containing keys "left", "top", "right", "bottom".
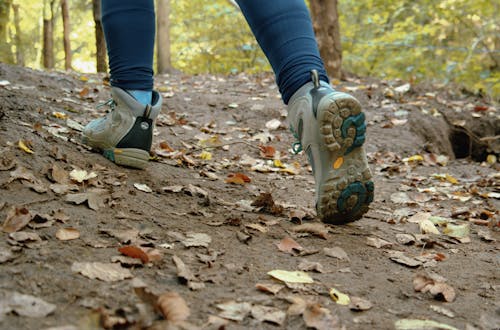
{"left": 12, "top": 3, "right": 23, "bottom": 66}
{"left": 60, "top": 0, "right": 72, "bottom": 70}
{"left": 309, "top": 0, "right": 343, "bottom": 79}
{"left": 92, "top": 0, "right": 107, "bottom": 73}
{"left": 42, "top": 0, "right": 55, "bottom": 69}
{"left": 156, "top": 0, "right": 172, "bottom": 73}
{"left": 0, "top": 0, "right": 14, "bottom": 64}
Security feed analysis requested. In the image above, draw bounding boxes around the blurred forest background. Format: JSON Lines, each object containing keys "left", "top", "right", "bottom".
{"left": 0, "top": 0, "right": 498, "bottom": 100}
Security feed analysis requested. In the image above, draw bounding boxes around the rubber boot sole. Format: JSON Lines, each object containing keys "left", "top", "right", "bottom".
{"left": 315, "top": 92, "right": 374, "bottom": 224}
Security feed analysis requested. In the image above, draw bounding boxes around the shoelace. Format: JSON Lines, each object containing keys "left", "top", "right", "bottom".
{"left": 96, "top": 98, "right": 116, "bottom": 112}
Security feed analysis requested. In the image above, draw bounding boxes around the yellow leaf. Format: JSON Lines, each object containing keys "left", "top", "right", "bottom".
{"left": 486, "top": 154, "right": 497, "bottom": 165}
{"left": 273, "top": 159, "right": 285, "bottom": 168}
{"left": 199, "top": 151, "right": 212, "bottom": 160}
{"left": 402, "top": 155, "right": 423, "bottom": 163}
{"left": 18, "top": 140, "right": 34, "bottom": 154}
{"left": 267, "top": 270, "right": 314, "bottom": 284}
{"left": 52, "top": 112, "right": 68, "bottom": 119}
{"left": 445, "top": 174, "right": 458, "bottom": 184}
{"left": 329, "top": 288, "right": 350, "bottom": 305}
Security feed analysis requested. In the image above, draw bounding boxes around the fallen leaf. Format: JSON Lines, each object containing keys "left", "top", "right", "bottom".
{"left": 49, "top": 163, "right": 69, "bottom": 184}
{"left": 0, "top": 290, "right": 56, "bottom": 318}
{"left": 276, "top": 237, "right": 303, "bottom": 254}
{"left": 329, "top": 288, "right": 350, "bottom": 305}
{"left": 133, "top": 183, "right": 153, "bottom": 193}
{"left": 413, "top": 273, "right": 456, "bottom": 302}
{"left": 157, "top": 291, "right": 190, "bottom": 324}
{"left": 292, "top": 223, "right": 328, "bottom": 239}
{"left": 217, "top": 301, "right": 252, "bottom": 321}
{"left": 118, "top": 246, "right": 149, "bottom": 264}
{"left": 225, "top": 172, "right": 251, "bottom": 185}
{"left": 349, "top": 296, "right": 373, "bottom": 311}
{"left": 251, "top": 305, "right": 286, "bottom": 325}
{"left": 396, "top": 234, "right": 416, "bottom": 245}
{"left": 387, "top": 251, "right": 421, "bottom": 268}
{"left": 390, "top": 192, "right": 412, "bottom": 204}
{"left": 69, "top": 169, "right": 97, "bottom": 183}
{"left": 55, "top": 228, "right": 80, "bottom": 241}
{"left": 420, "top": 219, "right": 440, "bottom": 235}
{"left": 259, "top": 145, "right": 276, "bottom": 159}
{"left": 265, "top": 119, "right": 281, "bottom": 130}
{"left": 430, "top": 305, "right": 455, "bottom": 318}
{"left": 303, "top": 303, "right": 341, "bottom": 330}
{"left": 245, "top": 223, "right": 268, "bottom": 233}
{"left": 298, "top": 260, "right": 324, "bottom": 273}
{"left": 0, "top": 250, "right": 16, "bottom": 264}
{"left": 71, "top": 262, "right": 133, "bottom": 282}
{"left": 366, "top": 237, "right": 392, "bottom": 248}
{"left": 172, "top": 255, "right": 196, "bottom": 284}
{"left": 255, "top": 283, "right": 285, "bottom": 295}
{"left": 286, "top": 296, "right": 307, "bottom": 316}
{"left": 267, "top": 270, "right": 314, "bottom": 284}
{"left": 2, "top": 206, "right": 32, "bottom": 234}
{"left": 18, "top": 140, "right": 34, "bottom": 154}
{"left": 323, "top": 247, "right": 350, "bottom": 261}
{"left": 251, "top": 192, "right": 284, "bottom": 216}
{"left": 65, "top": 189, "right": 107, "bottom": 210}
{"left": 395, "top": 319, "right": 458, "bottom": 330}
{"left": 443, "top": 223, "right": 469, "bottom": 239}
{"left": 182, "top": 232, "right": 212, "bottom": 248}
{"left": 9, "top": 231, "right": 41, "bottom": 243}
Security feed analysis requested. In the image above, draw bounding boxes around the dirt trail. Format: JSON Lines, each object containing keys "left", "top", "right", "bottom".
{"left": 0, "top": 63, "right": 499, "bottom": 330}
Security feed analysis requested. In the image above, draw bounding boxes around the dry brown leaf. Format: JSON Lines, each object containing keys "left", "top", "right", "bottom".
{"left": 118, "top": 245, "right": 149, "bottom": 263}
{"left": 349, "top": 296, "right": 373, "bottom": 311}
{"left": 286, "top": 296, "right": 307, "bottom": 316}
{"left": 255, "top": 282, "right": 285, "bottom": 295}
{"left": 292, "top": 223, "right": 328, "bottom": 239}
{"left": 366, "top": 237, "right": 393, "bottom": 248}
{"left": 71, "top": 262, "right": 133, "bottom": 282}
{"left": 251, "top": 305, "right": 286, "bottom": 325}
{"left": 298, "top": 260, "right": 325, "bottom": 273}
{"left": 276, "top": 236, "right": 303, "bottom": 254}
{"left": 49, "top": 163, "right": 69, "bottom": 184}
{"left": 9, "top": 231, "right": 41, "bottom": 242}
{"left": 225, "top": 173, "right": 251, "bottom": 185}
{"left": 259, "top": 145, "right": 276, "bottom": 159}
{"left": 2, "top": 207, "right": 32, "bottom": 233}
{"left": 413, "top": 273, "right": 456, "bottom": 302}
{"left": 181, "top": 232, "right": 212, "bottom": 248}
{"left": 172, "top": 255, "right": 196, "bottom": 283}
{"left": 323, "top": 247, "right": 350, "bottom": 261}
{"left": 217, "top": 301, "right": 252, "bottom": 321}
{"left": 387, "top": 251, "right": 421, "bottom": 268}
{"left": 55, "top": 227, "right": 80, "bottom": 241}
{"left": 156, "top": 291, "right": 190, "bottom": 324}
{"left": 65, "top": 189, "right": 107, "bottom": 210}
{"left": 303, "top": 303, "right": 341, "bottom": 330}
{"left": 251, "top": 192, "right": 284, "bottom": 215}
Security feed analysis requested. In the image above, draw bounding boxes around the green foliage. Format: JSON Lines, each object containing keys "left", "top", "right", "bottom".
{"left": 339, "top": 0, "right": 499, "bottom": 99}
{"left": 170, "top": 1, "right": 269, "bottom": 74}
{"left": 1, "top": 0, "right": 498, "bottom": 99}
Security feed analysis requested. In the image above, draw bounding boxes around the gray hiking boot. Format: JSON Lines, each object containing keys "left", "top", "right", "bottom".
{"left": 82, "top": 87, "right": 162, "bottom": 169}
{"left": 287, "top": 70, "right": 374, "bottom": 224}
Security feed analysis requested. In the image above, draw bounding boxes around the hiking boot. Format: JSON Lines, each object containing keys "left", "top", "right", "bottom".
{"left": 82, "top": 87, "right": 162, "bottom": 169}
{"left": 287, "top": 70, "right": 374, "bottom": 224}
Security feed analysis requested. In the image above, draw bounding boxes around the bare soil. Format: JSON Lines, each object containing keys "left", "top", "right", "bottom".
{"left": 0, "top": 63, "right": 499, "bottom": 330}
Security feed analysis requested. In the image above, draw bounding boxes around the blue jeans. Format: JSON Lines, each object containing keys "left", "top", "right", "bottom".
{"left": 102, "top": 0, "right": 329, "bottom": 104}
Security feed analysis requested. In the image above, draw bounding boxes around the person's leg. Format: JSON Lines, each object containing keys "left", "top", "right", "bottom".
{"left": 236, "top": 0, "right": 327, "bottom": 104}
{"left": 102, "top": 0, "right": 155, "bottom": 105}
{"left": 237, "top": 0, "right": 374, "bottom": 223}
{"left": 82, "top": 0, "right": 162, "bottom": 169}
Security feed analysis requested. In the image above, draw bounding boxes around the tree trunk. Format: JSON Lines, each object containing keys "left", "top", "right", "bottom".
{"left": 42, "top": 0, "right": 55, "bottom": 69}
{"left": 0, "top": 0, "right": 14, "bottom": 64}
{"left": 156, "top": 0, "right": 172, "bottom": 73}
{"left": 12, "top": 3, "right": 23, "bottom": 66}
{"left": 60, "top": 0, "right": 72, "bottom": 70}
{"left": 309, "top": 0, "right": 343, "bottom": 79}
{"left": 92, "top": 0, "right": 107, "bottom": 73}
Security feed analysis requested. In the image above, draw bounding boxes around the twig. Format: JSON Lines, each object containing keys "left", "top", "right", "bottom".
{"left": 184, "top": 140, "right": 261, "bottom": 155}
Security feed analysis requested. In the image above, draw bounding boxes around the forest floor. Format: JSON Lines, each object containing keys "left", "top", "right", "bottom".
{"left": 0, "top": 63, "right": 499, "bottom": 330}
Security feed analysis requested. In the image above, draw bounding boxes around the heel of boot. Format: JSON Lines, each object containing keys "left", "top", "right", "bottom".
{"left": 103, "top": 148, "right": 149, "bottom": 169}
{"left": 319, "top": 93, "right": 366, "bottom": 154}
